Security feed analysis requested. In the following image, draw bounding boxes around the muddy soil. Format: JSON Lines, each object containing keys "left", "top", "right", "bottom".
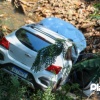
{"left": 0, "top": 1, "right": 32, "bottom": 31}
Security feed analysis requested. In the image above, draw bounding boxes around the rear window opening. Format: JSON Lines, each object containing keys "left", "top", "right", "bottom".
{"left": 16, "top": 28, "right": 51, "bottom": 51}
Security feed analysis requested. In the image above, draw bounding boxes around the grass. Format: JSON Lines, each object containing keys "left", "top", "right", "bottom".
{"left": 0, "top": 69, "right": 80, "bottom": 100}
{"left": 0, "top": 70, "right": 26, "bottom": 100}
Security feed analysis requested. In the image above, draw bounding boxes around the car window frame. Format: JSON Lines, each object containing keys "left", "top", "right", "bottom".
{"left": 15, "top": 28, "right": 51, "bottom": 52}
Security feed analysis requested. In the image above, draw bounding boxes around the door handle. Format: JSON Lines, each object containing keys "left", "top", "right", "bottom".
{"left": 25, "top": 53, "right": 32, "bottom": 58}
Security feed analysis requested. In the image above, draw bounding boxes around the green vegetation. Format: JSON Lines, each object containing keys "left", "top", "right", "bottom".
{"left": 0, "top": 70, "right": 79, "bottom": 100}
{"left": 90, "top": 3, "right": 100, "bottom": 19}
{"left": 72, "top": 53, "right": 100, "bottom": 83}
{"left": 0, "top": 72, "right": 26, "bottom": 100}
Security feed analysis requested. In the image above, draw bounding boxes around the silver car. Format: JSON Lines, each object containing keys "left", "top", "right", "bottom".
{"left": 0, "top": 17, "right": 86, "bottom": 90}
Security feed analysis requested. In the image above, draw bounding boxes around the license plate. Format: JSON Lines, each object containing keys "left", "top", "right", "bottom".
{"left": 12, "top": 67, "right": 28, "bottom": 78}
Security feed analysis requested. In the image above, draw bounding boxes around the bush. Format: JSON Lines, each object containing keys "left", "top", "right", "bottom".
{"left": 0, "top": 71, "right": 26, "bottom": 100}
{"left": 0, "top": 70, "right": 78, "bottom": 100}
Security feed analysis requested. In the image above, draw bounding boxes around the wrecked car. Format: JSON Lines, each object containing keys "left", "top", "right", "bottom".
{"left": 0, "top": 17, "right": 86, "bottom": 92}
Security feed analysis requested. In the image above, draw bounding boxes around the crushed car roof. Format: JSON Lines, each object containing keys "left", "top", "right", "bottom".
{"left": 40, "top": 17, "right": 86, "bottom": 53}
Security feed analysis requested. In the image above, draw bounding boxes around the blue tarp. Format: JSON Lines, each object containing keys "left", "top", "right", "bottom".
{"left": 40, "top": 17, "right": 86, "bottom": 54}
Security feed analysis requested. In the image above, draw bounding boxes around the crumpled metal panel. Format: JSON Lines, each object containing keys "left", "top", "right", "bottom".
{"left": 40, "top": 17, "right": 86, "bottom": 54}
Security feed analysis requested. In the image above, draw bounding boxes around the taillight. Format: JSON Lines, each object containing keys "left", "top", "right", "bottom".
{"left": 0, "top": 37, "right": 10, "bottom": 49}
{"left": 46, "top": 65, "right": 62, "bottom": 74}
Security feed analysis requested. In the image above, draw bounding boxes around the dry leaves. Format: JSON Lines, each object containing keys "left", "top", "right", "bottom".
{"left": 0, "top": 25, "right": 12, "bottom": 36}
